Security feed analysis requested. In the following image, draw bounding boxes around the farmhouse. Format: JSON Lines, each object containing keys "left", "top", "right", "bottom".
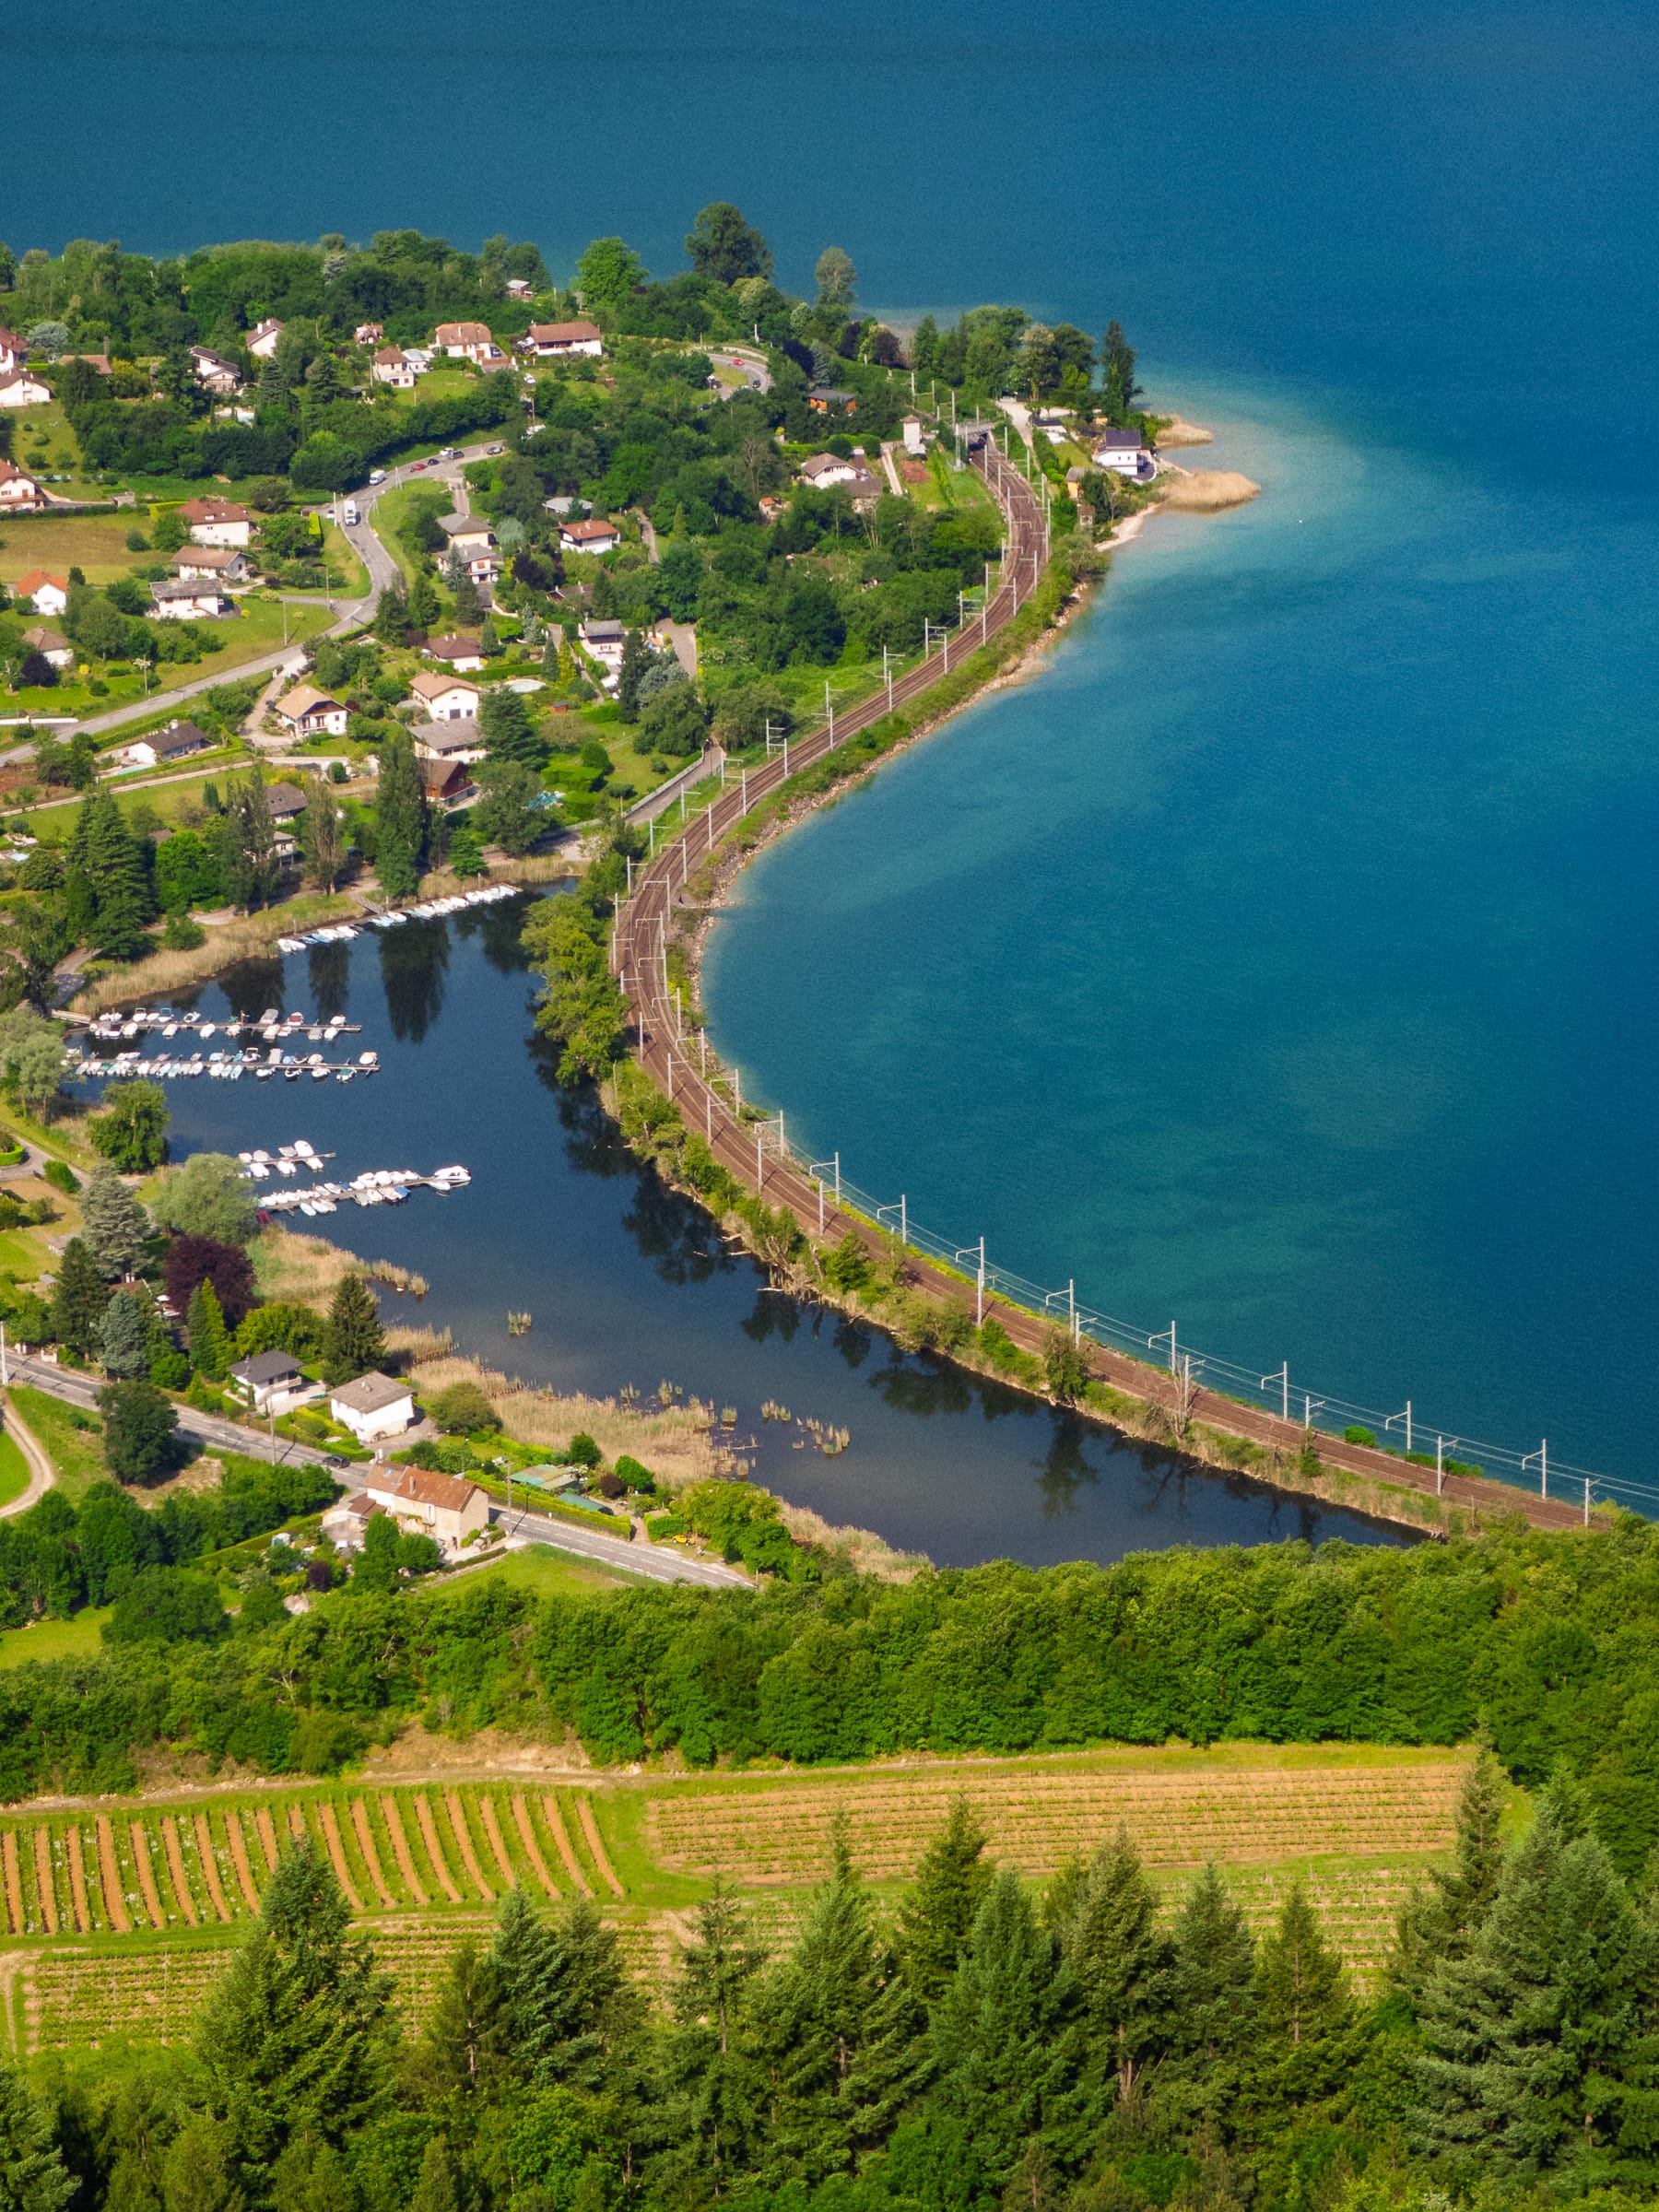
{"left": 354, "top": 323, "right": 384, "bottom": 345}
{"left": 275, "top": 683, "right": 348, "bottom": 737}
{"left": 559, "top": 515, "right": 620, "bottom": 554}
{"left": 149, "top": 579, "right": 238, "bottom": 620}
{"left": 15, "top": 571, "right": 68, "bottom": 617}
{"left": 179, "top": 497, "right": 253, "bottom": 547}
{"left": 0, "top": 369, "right": 52, "bottom": 408}
{"left": 320, "top": 1492, "right": 379, "bottom": 1552}
{"left": 422, "top": 634, "right": 487, "bottom": 673}
{"left": 363, "top": 1463, "right": 489, "bottom": 1550}
{"left": 409, "top": 670, "right": 480, "bottom": 721}
{"left": 21, "top": 627, "right": 72, "bottom": 669}
{"left": 0, "top": 461, "right": 47, "bottom": 512}
{"left": 227, "top": 1348, "right": 312, "bottom": 1415}
{"left": 174, "top": 546, "right": 253, "bottom": 585}
{"left": 329, "top": 1371, "right": 417, "bottom": 1444}
{"left": 432, "top": 321, "right": 501, "bottom": 363}
{"left": 413, "top": 719, "right": 486, "bottom": 765}
{"left": 123, "top": 721, "right": 216, "bottom": 770}
{"left": 371, "top": 346, "right": 417, "bottom": 389}
{"left": 247, "top": 318, "right": 285, "bottom": 359}
{"left": 517, "top": 320, "right": 605, "bottom": 359}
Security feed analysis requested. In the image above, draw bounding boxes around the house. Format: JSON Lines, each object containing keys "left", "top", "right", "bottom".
{"left": 149, "top": 578, "right": 237, "bottom": 620}
{"left": 275, "top": 683, "right": 348, "bottom": 737}
{"left": 363, "top": 1463, "right": 489, "bottom": 1549}
{"left": 800, "top": 453, "right": 859, "bottom": 488}
{"left": 61, "top": 353, "right": 112, "bottom": 377}
{"left": 264, "top": 781, "right": 308, "bottom": 823}
{"left": 329, "top": 1371, "right": 417, "bottom": 1444}
{"left": 504, "top": 277, "right": 535, "bottom": 300}
{"left": 845, "top": 469, "right": 885, "bottom": 511}
{"left": 353, "top": 322, "right": 384, "bottom": 345}
{"left": 228, "top": 1348, "right": 312, "bottom": 1414}
{"left": 462, "top": 547, "right": 504, "bottom": 585}
{"left": 418, "top": 757, "right": 475, "bottom": 807}
{"left": 179, "top": 497, "right": 253, "bottom": 548}
{"left": 0, "top": 370, "right": 52, "bottom": 408}
{"left": 123, "top": 720, "right": 216, "bottom": 770}
{"left": 559, "top": 516, "right": 620, "bottom": 555}
{"left": 21, "top": 627, "right": 72, "bottom": 670}
{"left": 578, "top": 618, "right": 626, "bottom": 670}
{"left": 422, "top": 634, "right": 486, "bottom": 673}
{"left": 1093, "top": 427, "right": 1151, "bottom": 477}
{"left": 321, "top": 1492, "right": 380, "bottom": 1553}
{"left": 432, "top": 321, "right": 499, "bottom": 362}
{"left": 174, "top": 545, "right": 253, "bottom": 585}
{"left": 439, "top": 514, "right": 497, "bottom": 554}
{"left": 15, "top": 571, "right": 68, "bottom": 617}
{"left": 807, "top": 387, "right": 857, "bottom": 414}
{"left": 189, "top": 347, "right": 242, "bottom": 395}
{"left": 901, "top": 415, "right": 927, "bottom": 458}
{"left": 247, "top": 318, "right": 285, "bottom": 359}
{"left": 0, "top": 327, "right": 22, "bottom": 374}
{"left": 1065, "top": 465, "right": 1090, "bottom": 513}
{"left": 0, "top": 461, "right": 47, "bottom": 512}
{"left": 371, "top": 346, "right": 417, "bottom": 389}
{"left": 413, "top": 718, "right": 487, "bottom": 765}
{"left": 517, "top": 319, "right": 604, "bottom": 359}
{"left": 409, "top": 670, "right": 480, "bottom": 721}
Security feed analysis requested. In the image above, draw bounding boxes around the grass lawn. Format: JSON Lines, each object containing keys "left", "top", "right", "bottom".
{"left": 0, "top": 1606, "right": 111, "bottom": 1668}
{"left": 0, "top": 1225, "right": 53, "bottom": 1278}
{"left": 26, "top": 763, "right": 256, "bottom": 837}
{"left": 8, "top": 399, "right": 109, "bottom": 500}
{"left": 2, "top": 595, "right": 333, "bottom": 727}
{"left": 0, "top": 508, "right": 148, "bottom": 586}
{"left": 418, "top": 1541, "right": 640, "bottom": 1602}
{"left": 9, "top": 1385, "right": 106, "bottom": 1503}
{"left": 374, "top": 482, "right": 457, "bottom": 593}
{"left": 0, "top": 1426, "right": 29, "bottom": 1507}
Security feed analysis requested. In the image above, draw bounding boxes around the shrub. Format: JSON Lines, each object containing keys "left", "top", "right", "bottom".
{"left": 594, "top": 1470, "right": 625, "bottom": 1500}
{"left": 562, "top": 1430, "right": 602, "bottom": 1470}
{"left": 43, "top": 1159, "right": 78, "bottom": 1194}
{"left": 613, "top": 1454, "right": 657, "bottom": 1495}
{"left": 428, "top": 1379, "right": 499, "bottom": 1434}
{"left": 104, "top": 1564, "right": 226, "bottom": 1644}
{"left": 1344, "top": 1426, "right": 1377, "bottom": 1448}
{"left": 97, "top": 1379, "right": 182, "bottom": 1484}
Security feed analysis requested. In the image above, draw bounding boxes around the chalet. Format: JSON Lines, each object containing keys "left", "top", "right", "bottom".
{"left": 578, "top": 618, "right": 627, "bottom": 670}
{"left": 901, "top": 415, "right": 927, "bottom": 458}
{"left": 354, "top": 323, "right": 384, "bottom": 345}
{"left": 189, "top": 347, "right": 242, "bottom": 395}
{"left": 409, "top": 670, "right": 480, "bottom": 721}
{"left": 439, "top": 514, "right": 497, "bottom": 554}
{"left": 461, "top": 547, "right": 504, "bottom": 586}
{"left": 264, "top": 782, "right": 308, "bottom": 823}
{"left": 21, "top": 627, "right": 72, "bottom": 670}
{"left": 149, "top": 578, "right": 238, "bottom": 620}
{"left": 228, "top": 1348, "right": 312, "bottom": 1414}
{"left": 418, "top": 757, "right": 475, "bottom": 807}
{"left": 15, "top": 571, "right": 68, "bottom": 617}
{"left": 363, "top": 1463, "right": 488, "bottom": 1549}
{"left": 800, "top": 453, "right": 859, "bottom": 488}
{"left": 371, "top": 346, "right": 417, "bottom": 389}
{"left": 1093, "top": 427, "right": 1151, "bottom": 477}
{"left": 0, "top": 370, "right": 52, "bottom": 408}
{"left": 247, "top": 318, "right": 285, "bottom": 359}
{"left": 559, "top": 515, "right": 620, "bottom": 555}
{"left": 422, "top": 634, "right": 487, "bottom": 673}
{"left": 123, "top": 721, "right": 215, "bottom": 771}
{"left": 174, "top": 545, "right": 254, "bottom": 586}
{"left": 0, "top": 463, "right": 47, "bottom": 513}
{"left": 275, "top": 683, "right": 348, "bottom": 737}
{"left": 179, "top": 497, "right": 253, "bottom": 548}
{"left": 808, "top": 386, "right": 857, "bottom": 414}
{"left": 329, "top": 1371, "right": 416, "bottom": 1444}
{"left": 0, "top": 328, "right": 22, "bottom": 374}
{"left": 517, "top": 319, "right": 604, "bottom": 359}
{"left": 432, "top": 321, "right": 500, "bottom": 363}
{"left": 413, "top": 719, "right": 487, "bottom": 765}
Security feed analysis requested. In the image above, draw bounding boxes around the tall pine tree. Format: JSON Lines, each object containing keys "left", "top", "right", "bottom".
{"left": 1245, "top": 1884, "right": 1354, "bottom": 2124}
{"left": 186, "top": 1277, "right": 231, "bottom": 1379}
{"left": 1392, "top": 1747, "right": 1507, "bottom": 2007}
{"left": 80, "top": 1159, "right": 151, "bottom": 1277}
{"left": 217, "top": 773, "right": 279, "bottom": 912}
{"left": 492, "top": 1887, "right": 637, "bottom": 2089}
{"left": 65, "top": 790, "right": 151, "bottom": 959}
{"left": 50, "top": 1235, "right": 110, "bottom": 1355}
{"left": 1063, "top": 1827, "right": 1173, "bottom": 2109}
{"left": 322, "top": 1273, "right": 385, "bottom": 1383}
{"left": 1161, "top": 1863, "right": 1257, "bottom": 2128}
{"left": 656, "top": 1876, "right": 770, "bottom": 2200}
{"left": 898, "top": 1796, "right": 994, "bottom": 2001}
{"left": 374, "top": 730, "right": 428, "bottom": 901}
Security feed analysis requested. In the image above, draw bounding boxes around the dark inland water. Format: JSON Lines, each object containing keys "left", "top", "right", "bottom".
{"left": 135, "top": 901, "right": 1406, "bottom": 1567}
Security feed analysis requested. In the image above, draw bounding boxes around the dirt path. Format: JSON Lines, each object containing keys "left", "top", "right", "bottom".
{"left": 194, "top": 1814, "right": 232, "bottom": 1922}
{"left": 512, "top": 1794, "right": 560, "bottom": 1898}
{"left": 159, "top": 1818, "right": 197, "bottom": 1925}
{"left": 130, "top": 1821, "right": 165, "bottom": 1928}
{"left": 317, "top": 1803, "right": 363, "bottom": 1911}
{"left": 2, "top": 1834, "right": 22, "bottom": 1935}
{"left": 380, "top": 1797, "right": 428, "bottom": 1906}
{"left": 445, "top": 1792, "right": 494, "bottom": 1902}
{"left": 477, "top": 1796, "right": 516, "bottom": 1891}
{"left": 415, "top": 1795, "right": 464, "bottom": 1903}
{"left": 225, "top": 1811, "right": 261, "bottom": 1910}
{"left": 543, "top": 1796, "right": 592, "bottom": 1897}
{"left": 32, "top": 1832, "right": 56, "bottom": 1934}
{"left": 95, "top": 1817, "right": 129, "bottom": 1933}
{"left": 351, "top": 1800, "right": 396, "bottom": 1908}
{"left": 577, "top": 1798, "right": 626, "bottom": 1898}
{"left": 254, "top": 1806, "right": 278, "bottom": 1875}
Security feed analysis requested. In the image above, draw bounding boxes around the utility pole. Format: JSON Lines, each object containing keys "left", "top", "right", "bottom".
{"left": 884, "top": 642, "right": 893, "bottom": 711}
{"left": 1262, "top": 1362, "right": 1288, "bottom": 1422}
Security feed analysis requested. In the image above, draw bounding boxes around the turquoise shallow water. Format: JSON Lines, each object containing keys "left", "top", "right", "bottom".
{"left": 17, "top": 0, "right": 1659, "bottom": 1496}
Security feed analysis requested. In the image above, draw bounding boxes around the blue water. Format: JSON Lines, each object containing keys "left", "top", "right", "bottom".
{"left": 19, "top": 0, "right": 1658, "bottom": 1487}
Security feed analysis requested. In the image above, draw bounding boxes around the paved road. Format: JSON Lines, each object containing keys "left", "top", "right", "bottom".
{"left": 0, "top": 1394, "right": 56, "bottom": 1519}
{"left": 493, "top": 1497, "right": 751, "bottom": 1588}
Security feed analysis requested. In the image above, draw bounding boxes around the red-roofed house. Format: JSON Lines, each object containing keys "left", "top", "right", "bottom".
{"left": 518, "top": 320, "right": 605, "bottom": 359}
{"left": 371, "top": 346, "right": 417, "bottom": 389}
{"left": 179, "top": 497, "right": 252, "bottom": 547}
{"left": 559, "top": 516, "right": 621, "bottom": 554}
{"left": 0, "top": 461, "right": 46, "bottom": 513}
{"left": 432, "top": 322, "right": 503, "bottom": 364}
{"left": 14, "top": 570, "right": 68, "bottom": 617}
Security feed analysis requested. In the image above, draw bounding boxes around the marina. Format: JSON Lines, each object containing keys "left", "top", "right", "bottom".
{"left": 239, "top": 1138, "right": 471, "bottom": 1217}
{"left": 276, "top": 882, "right": 524, "bottom": 954}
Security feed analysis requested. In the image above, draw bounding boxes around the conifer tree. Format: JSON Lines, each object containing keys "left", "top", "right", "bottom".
{"left": 186, "top": 1277, "right": 231, "bottom": 1379}
{"left": 65, "top": 790, "right": 151, "bottom": 959}
{"left": 217, "top": 772, "right": 279, "bottom": 912}
{"left": 1063, "top": 1827, "right": 1174, "bottom": 2107}
{"left": 374, "top": 730, "right": 428, "bottom": 901}
{"left": 99, "top": 1288, "right": 152, "bottom": 1380}
{"left": 194, "top": 1838, "right": 395, "bottom": 2178}
{"left": 297, "top": 772, "right": 347, "bottom": 892}
{"left": 0, "top": 2057, "right": 73, "bottom": 2211}
{"left": 1391, "top": 1747, "right": 1507, "bottom": 2007}
{"left": 1165, "top": 1864, "right": 1257, "bottom": 2083}
{"left": 897, "top": 1795, "right": 994, "bottom": 2000}
{"left": 657, "top": 1876, "right": 770, "bottom": 2197}
{"left": 616, "top": 629, "right": 649, "bottom": 723}
{"left": 408, "top": 2133, "right": 462, "bottom": 2212}
{"left": 406, "top": 567, "right": 441, "bottom": 633}
{"left": 322, "top": 1273, "right": 385, "bottom": 1383}
{"left": 50, "top": 1235, "right": 109, "bottom": 1355}
{"left": 80, "top": 1159, "right": 151, "bottom": 1277}
{"left": 416, "top": 1936, "right": 511, "bottom": 2100}
{"left": 930, "top": 1869, "right": 1088, "bottom": 2188}
{"left": 479, "top": 685, "right": 541, "bottom": 766}
{"left": 1247, "top": 1883, "right": 1354, "bottom": 2117}
{"left": 491, "top": 1885, "right": 637, "bottom": 2088}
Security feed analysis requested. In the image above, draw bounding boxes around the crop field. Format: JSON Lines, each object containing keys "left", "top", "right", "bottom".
{"left": 0, "top": 1747, "right": 1468, "bottom": 2054}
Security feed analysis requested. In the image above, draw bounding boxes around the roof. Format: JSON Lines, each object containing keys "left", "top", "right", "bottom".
{"left": 373, "top": 346, "right": 408, "bottom": 365}
{"left": 561, "top": 517, "right": 619, "bottom": 542}
{"left": 425, "top": 634, "right": 482, "bottom": 660}
{"left": 410, "top": 669, "right": 479, "bottom": 701}
{"left": 231, "top": 1348, "right": 302, "bottom": 1386}
{"left": 801, "top": 453, "right": 855, "bottom": 480}
{"left": 21, "top": 627, "right": 67, "bottom": 651}
{"left": 150, "top": 578, "right": 231, "bottom": 602}
{"left": 249, "top": 318, "right": 283, "bottom": 338}
{"left": 174, "top": 545, "right": 244, "bottom": 569}
{"left": 0, "top": 370, "right": 49, "bottom": 394}
{"left": 440, "top": 514, "right": 494, "bottom": 538}
{"left": 414, "top": 719, "right": 483, "bottom": 754}
{"left": 525, "top": 320, "right": 603, "bottom": 344}
{"left": 368, "top": 1464, "right": 483, "bottom": 1514}
{"left": 434, "top": 322, "right": 493, "bottom": 345}
{"left": 265, "top": 782, "right": 307, "bottom": 817}
{"left": 809, "top": 386, "right": 855, "bottom": 402}
{"left": 144, "top": 722, "right": 214, "bottom": 756}
{"left": 15, "top": 570, "right": 67, "bottom": 595}
{"left": 331, "top": 1371, "right": 414, "bottom": 1416}
{"left": 580, "top": 618, "right": 625, "bottom": 641}
{"left": 419, "top": 757, "right": 471, "bottom": 794}
{"left": 277, "top": 683, "right": 343, "bottom": 719}
{"left": 180, "top": 498, "right": 251, "bottom": 524}
{"left": 0, "top": 461, "right": 41, "bottom": 487}
{"left": 1095, "top": 426, "right": 1145, "bottom": 448}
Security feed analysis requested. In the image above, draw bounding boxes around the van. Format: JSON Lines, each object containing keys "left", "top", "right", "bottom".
{"left": 342, "top": 501, "right": 359, "bottom": 526}
{"left": 368, "top": 468, "right": 386, "bottom": 486}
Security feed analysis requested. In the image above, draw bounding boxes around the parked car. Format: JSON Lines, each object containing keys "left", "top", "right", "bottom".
{"left": 411, "top": 458, "right": 429, "bottom": 470}
{"left": 487, "top": 443, "right": 503, "bottom": 455}
{"left": 368, "top": 468, "right": 386, "bottom": 485}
